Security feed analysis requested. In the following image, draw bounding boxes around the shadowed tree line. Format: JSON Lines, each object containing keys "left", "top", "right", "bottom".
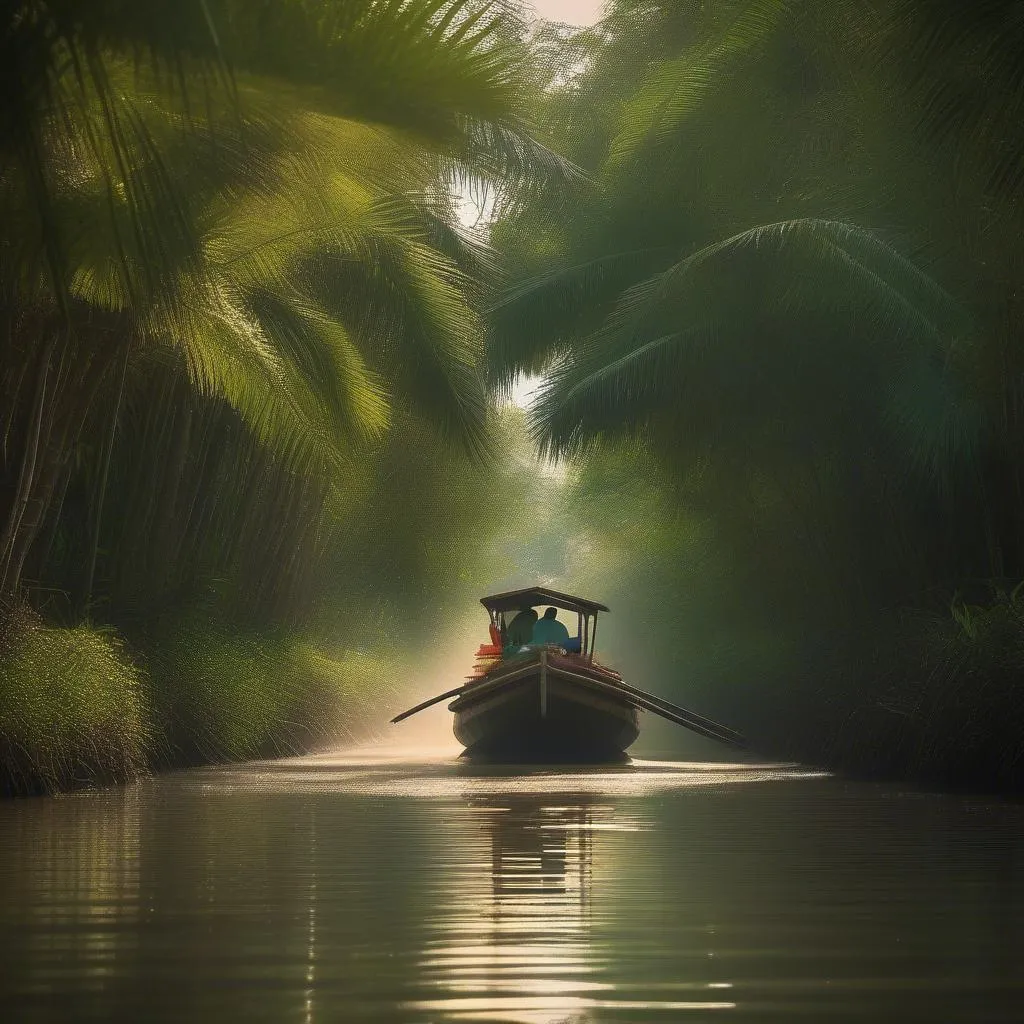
{"left": 0, "top": 0, "right": 554, "bottom": 793}
{"left": 490, "top": 0, "right": 1024, "bottom": 789}
{"left": 6, "top": 0, "right": 1024, "bottom": 794}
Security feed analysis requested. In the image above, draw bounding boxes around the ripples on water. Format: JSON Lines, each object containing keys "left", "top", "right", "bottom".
{"left": 0, "top": 745, "right": 1022, "bottom": 1023}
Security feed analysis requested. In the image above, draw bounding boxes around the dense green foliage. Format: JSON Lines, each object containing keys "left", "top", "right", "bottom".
{"left": 4, "top": 0, "right": 1024, "bottom": 792}
{"left": 143, "top": 608, "right": 414, "bottom": 769}
{"left": 489, "top": 1, "right": 1024, "bottom": 788}
{"left": 1, "top": 0, "right": 549, "bottom": 612}
{"left": 0, "top": 0, "right": 553, "bottom": 792}
{"left": 0, "top": 604, "right": 409, "bottom": 795}
{"left": 0, "top": 608, "right": 148, "bottom": 794}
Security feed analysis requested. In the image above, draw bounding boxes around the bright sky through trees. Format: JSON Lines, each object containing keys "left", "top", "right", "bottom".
{"left": 455, "top": 0, "right": 602, "bottom": 228}
{"left": 509, "top": 375, "right": 540, "bottom": 408}
{"left": 508, "top": 0, "right": 604, "bottom": 411}
{"left": 531, "top": 0, "right": 603, "bottom": 24}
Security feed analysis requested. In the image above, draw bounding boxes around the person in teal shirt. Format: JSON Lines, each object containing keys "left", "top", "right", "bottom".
{"left": 531, "top": 607, "right": 571, "bottom": 647}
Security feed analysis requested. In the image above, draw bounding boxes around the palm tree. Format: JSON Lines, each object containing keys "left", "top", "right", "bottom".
{"left": 0, "top": 0, "right": 565, "bottom": 607}
{"left": 489, "top": 0, "right": 1024, "bottom": 585}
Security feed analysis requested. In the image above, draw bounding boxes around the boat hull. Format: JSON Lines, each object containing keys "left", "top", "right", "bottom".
{"left": 450, "top": 652, "right": 639, "bottom": 762}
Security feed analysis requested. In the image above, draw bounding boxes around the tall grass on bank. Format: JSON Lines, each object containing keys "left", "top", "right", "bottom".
{"left": 0, "top": 604, "right": 396, "bottom": 797}
{"left": 817, "top": 591, "right": 1024, "bottom": 791}
{"left": 0, "top": 608, "right": 149, "bottom": 797}
{"left": 140, "top": 611, "right": 394, "bottom": 768}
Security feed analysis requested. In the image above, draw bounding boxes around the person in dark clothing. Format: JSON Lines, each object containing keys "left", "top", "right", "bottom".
{"left": 504, "top": 607, "right": 538, "bottom": 654}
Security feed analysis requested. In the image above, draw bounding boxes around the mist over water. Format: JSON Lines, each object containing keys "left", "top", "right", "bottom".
{"left": 2, "top": 744, "right": 1021, "bottom": 1023}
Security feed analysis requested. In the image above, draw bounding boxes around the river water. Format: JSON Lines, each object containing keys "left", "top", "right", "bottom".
{"left": 1, "top": 745, "right": 1022, "bottom": 1023}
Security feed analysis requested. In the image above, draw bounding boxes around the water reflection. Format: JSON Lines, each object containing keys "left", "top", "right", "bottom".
{"left": 1, "top": 750, "right": 1022, "bottom": 1023}
{"left": 0, "top": 786, "right": 141, "bottom": 1014}
{"left": 411, "top": 792, "right": 734, "bottom": 1023}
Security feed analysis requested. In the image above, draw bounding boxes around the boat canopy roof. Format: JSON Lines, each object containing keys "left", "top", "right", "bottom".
{"left": 480, "top": 586, "right": 609, "bottom": 615}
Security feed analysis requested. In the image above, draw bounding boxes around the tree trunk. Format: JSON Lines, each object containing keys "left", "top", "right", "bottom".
{"left": 0, "top": 340, "right": 54, "bottom": 597}
{"left": 3, "top": 436, "right": 67, "bottom": 602}
{"left": 80, "top": 340, "right": 131, "bottom": 617}
{"left": 25, "top": 459, "right": 72, "bottom": 591}
{"left": 149, "top": 385, "right": 194, "bottom": 597}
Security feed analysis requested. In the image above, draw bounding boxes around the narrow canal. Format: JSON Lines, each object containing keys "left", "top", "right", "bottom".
{"left": 1, "top": 746, "right": 1022, "bottom": 1022}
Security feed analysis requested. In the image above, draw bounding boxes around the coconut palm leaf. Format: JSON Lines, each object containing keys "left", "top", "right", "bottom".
{"left": 1, "top": 0, "right": 562, "bottom": 604}
{"left": 302, "top": 235, "right": 490, "bottom": 456}
{"left": 876, "top": 0, "right": 1024, "bottom": 196}
{"left": 606, "top": 0, "right": 801, "bottom": 169}
{"left": 0, "top": 0, "right": 556, "bottom": 315}
{"left": 531, "top": 219, "right": 979, "bottom": 482}
{"left": 0, "top": 5, "right": 538, "bottom": 470}
{"left": 487, "top": 246, "right": 673, "bottom": 390}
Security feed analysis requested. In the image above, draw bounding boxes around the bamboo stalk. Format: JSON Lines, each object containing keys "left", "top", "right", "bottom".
{"left": 81, "top": 339, "right": 131, "bottom": 615}
{"left": 0, "top": 340, "right": 54, "bottom": 595}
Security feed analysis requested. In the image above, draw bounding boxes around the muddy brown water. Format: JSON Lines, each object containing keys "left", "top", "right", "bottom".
{"left": 1, "top": 745, "right": 1022, "bottom": 1022}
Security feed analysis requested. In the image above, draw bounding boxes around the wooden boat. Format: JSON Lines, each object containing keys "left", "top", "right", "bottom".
{"left": 391, "top": 586, "right": 748, "bottom": 763}
{"left": 452, "top": 648, "right": 639, "bottom": 760}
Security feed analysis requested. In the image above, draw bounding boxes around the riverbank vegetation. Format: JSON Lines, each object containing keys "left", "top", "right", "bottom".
{"left": 0, "top": 608, "right": 148, "bottom": 795}
{"left": 4, "top": 0, "right": 1024, "bottom": 795}
{"left": 0, "top": 0, "right": 547, "bottom": 794}
{"left": 489, "top": 1, "right": 1024, "bottom": 791}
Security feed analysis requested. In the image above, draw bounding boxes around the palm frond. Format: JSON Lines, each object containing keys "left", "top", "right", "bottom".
{"left": 876, "top": 0, "right": 1024, "bottom": 196}
{"left": 487, "top": 245, "right": 672, "bottom": 390}
{"left": 605, "top": 0, "right": 800, "bottom": 169}
{"left": 532, "top": 219, "right": 979, "bottom": 481}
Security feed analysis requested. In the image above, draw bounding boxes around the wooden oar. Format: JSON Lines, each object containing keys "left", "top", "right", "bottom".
{"left": 624, "top": 692, "right": 748, "bottom": 749}
{"left": 548, "top": 666, "right": 748, "bottom": 750}
{"left": 390, "top": 686, "right": 466, "bottom": 723}
{"left": 391, "top": 660, "right": 544, "bottom": 723}
{"left": 607, "top": 678, "right": 746, "bottom": 746}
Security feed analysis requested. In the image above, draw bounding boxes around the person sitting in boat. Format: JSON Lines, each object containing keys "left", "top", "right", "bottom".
{"left": 504, "top": 607, "right": 538, "bottom": 655}
{"left": 530, "top": 607, "right": 572, "bottom": 648}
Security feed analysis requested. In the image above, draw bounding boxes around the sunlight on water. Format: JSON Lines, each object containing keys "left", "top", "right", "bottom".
{"left": 1, "top": 743, "right": 1022, "bottom": 1023}
{"left": 198, "top": 742, "right": 824, "bottom": 800}
{"left": 405, "top": 788, "right": 740, "bottom": 1022}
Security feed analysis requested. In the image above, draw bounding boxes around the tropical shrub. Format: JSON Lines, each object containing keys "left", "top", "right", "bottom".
{"left": 0, "top": 607, "right": 149, "bottom": 795}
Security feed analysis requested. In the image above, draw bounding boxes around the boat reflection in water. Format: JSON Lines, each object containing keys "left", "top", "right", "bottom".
{"left": 409, "top": 791, "right": 735, "bottom": 1024}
